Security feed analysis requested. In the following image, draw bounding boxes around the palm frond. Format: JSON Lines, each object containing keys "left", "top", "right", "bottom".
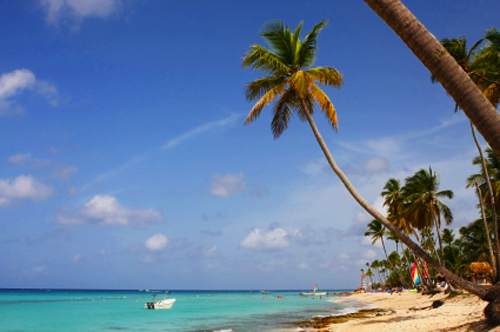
{"left": 260, "top": 21, "right": 295, "bottom": 66}
{"left": 297, "top": 20, "right": 328, "bottom": 68}
{"left": 288, "top": 70, "right": 312, "bottom": 98}
{"left": 244, "top": 84, "right": 285, "bottom": 125}
{"left": 436, "top": 190, "right": 454, "bottom": 199}
{"left": 307, "top": 67, "right": 343, "bottom": 87}
{"left": 309, "top": 84, "right": 338, "bottom": 131}
{"left": 245, "top": 77, "right": 286, "bottom": 101}
{"left": 271, "top": 89, "right": 294, "bottom": 138}
{"left": 242, "top": 45, "right": 289, "bottom": 75}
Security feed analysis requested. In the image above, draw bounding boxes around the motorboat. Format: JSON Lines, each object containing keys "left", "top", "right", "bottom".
{"left": 145, "top": 292, "right": 176, "bottom": 309}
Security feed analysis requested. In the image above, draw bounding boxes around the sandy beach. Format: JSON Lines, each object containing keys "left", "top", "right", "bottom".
{"left": 297, "top": 291, "right": 500, "bottom": 332}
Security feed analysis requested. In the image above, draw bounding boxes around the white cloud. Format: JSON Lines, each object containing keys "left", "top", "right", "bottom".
{"left": 300, "top": 158, "right": 328, "bottom": 176}
{"left": 0, "top": 69, "right": 58, "bottom": 116}
{"left": 40, "top": 0, "right": 122, "bottom": 24}
{"left": 162, "top": 114, "right": 239, "bottom": 150}
{"left": 7, "top": 153, "right": 32, "bottom": 166}
{"left": 208, "top": 173, "right": 246, "bottom": 198}
{"left": 338, "top": 252, "right": 350, "bottom": 260}
{"left": 362, "top": 236, "right": 382, "bottom": 248}
{"left": 0, "top": 175, "right": 53, "bottom": 206}
{"left": 145, "top": 233, "right": 168, "bottom": 251}
{"left": 57, "top": 195, "right": 164, "bottom": 226}
{"left": 73, "top": 253, "right": 82, "bottom": 263}
{"left": 52, "top": 165, "right": 78, "bottom": 179}
{"left": 0, "top": 69, "right": 35, "bottom": 99}
{"left": 202, "top": 245, "right": 218, "bottom": 258}
{"left": 364, "top": 249, "right": 377, "bottom": 259}
{"left": 363, "top": 157, "right": 389, "bottom": 173}
{"left": 240, "top": 228, "right": 289, "bottom": 250}
{"left": 34, "top": 266, "right": 46, "bottom": 273}
{"left": 141, "top": 255, "right": 155, "bottom": 263}
{"left": 299, "top": 262, "right": 310, "bottom": 270}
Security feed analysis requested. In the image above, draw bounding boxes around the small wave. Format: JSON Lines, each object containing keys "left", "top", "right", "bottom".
{"left": 213, "top": 329, "right": 233, "bottom": 332}
{"left": 313, "top": 300, "right": 374, "bottom": 319}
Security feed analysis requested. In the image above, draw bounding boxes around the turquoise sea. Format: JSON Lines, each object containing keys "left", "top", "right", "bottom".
{"left": 0, "top": 289, "right": 366, "bottom": 331}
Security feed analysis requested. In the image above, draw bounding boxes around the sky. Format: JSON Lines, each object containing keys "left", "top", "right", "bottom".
{"left": 0, "top": 0, "right": 499, "bottom": 290}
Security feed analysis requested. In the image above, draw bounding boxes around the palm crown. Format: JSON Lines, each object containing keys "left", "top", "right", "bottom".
{"left": 242, "top": 20, "right": 342, "bottom": 138}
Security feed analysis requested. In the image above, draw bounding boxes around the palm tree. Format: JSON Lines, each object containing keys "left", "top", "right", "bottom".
{"left": 388, "top": 233, "right": 400, "bottom": 253}
{"left": 365, "top": 219, "right": 389, "bottom": 254}
{"left": 371, "top": 259, "right": 381, "bottom": 284}
{"left": 470, "top": 28, "right": 500, "bottom": 106}
{"left": 382, "top": 178, "right": 413, "bottom": 235}
{"left": 442, "top": 228, "right": 455, "bottom": 247}
{"left": 366, "top": 268, "right": 374, "bottom": 286}
{"left": 364, "top": 0, "right": 500, "bottom": 158}
{"left": 365, "top": 219, "right": 407, "bottom": 286}
{"left": 243, "top": 20, "right": 342, "bottom": 139}
{"left": 403, "top": 167, "right": 453, "bottom": 264}
{"left": 243, "top": 19, "right": 500, "bottom": 317}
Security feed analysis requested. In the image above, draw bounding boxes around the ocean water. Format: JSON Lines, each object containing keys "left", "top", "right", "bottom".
{"left": 0, "top": 289, "right": 365, "bottom": 331}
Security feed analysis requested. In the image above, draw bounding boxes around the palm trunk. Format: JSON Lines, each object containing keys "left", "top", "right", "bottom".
{"left": 364, "top": 0, "right": 500, "bottom": 157}
{"left": 422, "top": 229, "right": 440, "bottom": 265}
{"left": 299, "top": 97, "right": 497, "bottom": 300}
{"left": 381, "top": 236, "right": 408, "bottom": 287}
{"left": 471, "top": 122, "right": 500, "bottom": 281}
{"left": 434, "top": 215, "right": 445, "bottom": 265}
{"left": 476, "top": 182, "right": 497, "bottom": 278}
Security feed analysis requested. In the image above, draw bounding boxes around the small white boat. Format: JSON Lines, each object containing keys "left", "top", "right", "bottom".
{"left": 145, "top": 292, "right": 176, "bottom": 309}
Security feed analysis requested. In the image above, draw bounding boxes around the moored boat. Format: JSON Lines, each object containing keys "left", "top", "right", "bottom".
{"left": 145, "top": 292, "right": 176, "bottom": 309}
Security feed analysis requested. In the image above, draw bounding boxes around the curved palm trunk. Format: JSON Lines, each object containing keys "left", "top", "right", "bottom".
{"left": 476, "top": 182, "right": 497, "bottom": 278}
{"left": 299, "top": 97, "right": 498, "bottom": 300}
{"left": 364, "top": 0, "right": 500, "bottom": 158}
{"left": 471, "top": 122, "right": 500, "bottom": 281}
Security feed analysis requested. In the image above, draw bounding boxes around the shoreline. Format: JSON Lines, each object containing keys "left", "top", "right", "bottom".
{"left": 292, "top": 291, "right": 500, "bottom": 332}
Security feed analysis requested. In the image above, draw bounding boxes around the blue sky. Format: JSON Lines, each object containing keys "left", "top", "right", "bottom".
{"left": 0, "top": 0, "right": 499, "bottom": 290}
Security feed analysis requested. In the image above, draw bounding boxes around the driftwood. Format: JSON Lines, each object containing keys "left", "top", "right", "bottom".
{"left": 409, "top": 299, "right": 444, "bottom": 311}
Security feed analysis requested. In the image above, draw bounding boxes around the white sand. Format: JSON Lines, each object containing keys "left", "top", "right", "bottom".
{"left": 324, "top": 291, "right": 500, "bottom": 332}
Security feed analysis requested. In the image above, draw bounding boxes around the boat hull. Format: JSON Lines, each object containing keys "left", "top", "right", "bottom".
{"left": 145, "top": 299, "right": 176, "bottom": 309}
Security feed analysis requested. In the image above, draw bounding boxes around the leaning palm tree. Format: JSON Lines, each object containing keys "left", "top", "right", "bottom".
{"left": 403, "top": 167, "right": 453, "bottom": 264}
{"left": 243, "top": 19, "right": 500, "bottom": 323}
{"left": 243, "top": 20, "right": 342, "bottom": 139}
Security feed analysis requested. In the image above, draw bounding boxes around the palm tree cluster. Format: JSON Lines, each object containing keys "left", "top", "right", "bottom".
{"left": 365, "top": 167, "right": 453, "bottom": 288}
{"left": 365, "top": 148, "right": 500, "bottom": 289}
